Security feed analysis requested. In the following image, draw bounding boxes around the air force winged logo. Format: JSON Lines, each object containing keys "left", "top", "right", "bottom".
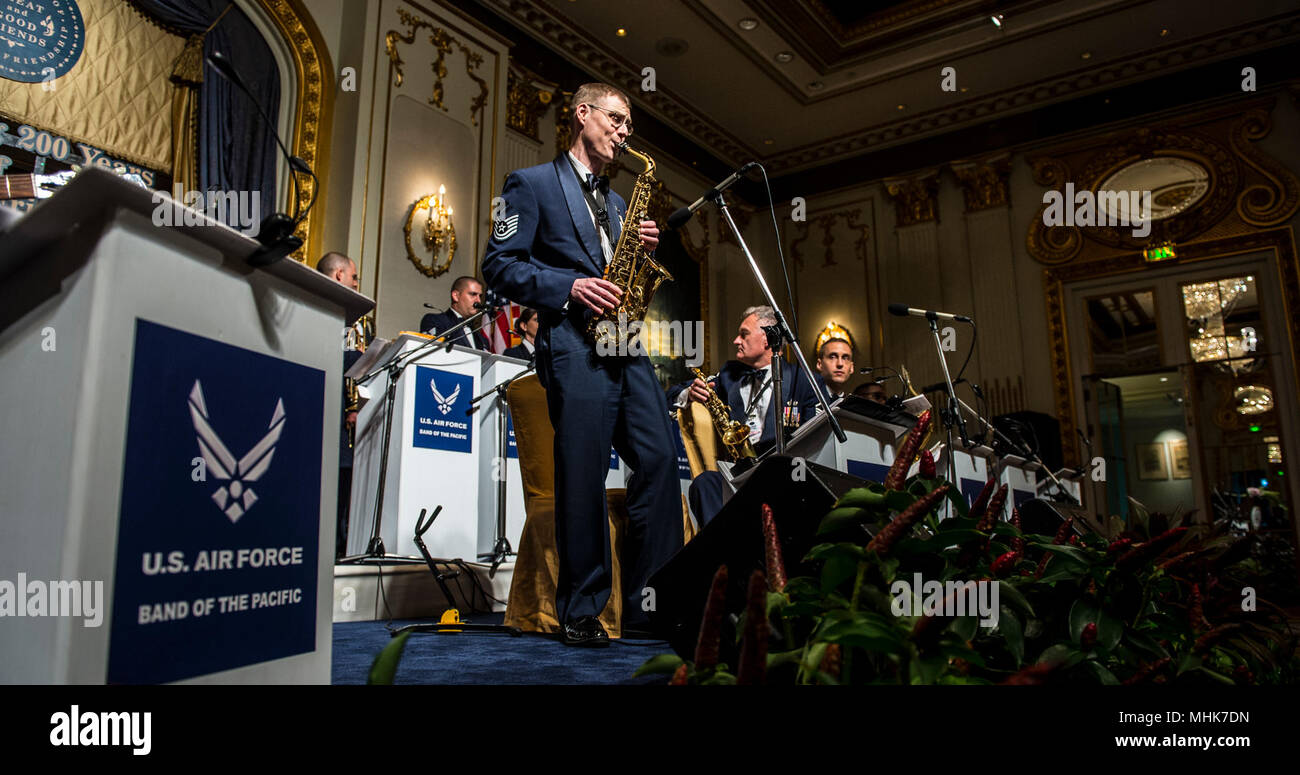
{"left": 430, "top": 377, "right": 460, "bottom": 415}
{"left": 188, "top": 380, "right": 286, "bottom": 522}
{"left": 493, "top": 214, "right": 519, "bottom": 241}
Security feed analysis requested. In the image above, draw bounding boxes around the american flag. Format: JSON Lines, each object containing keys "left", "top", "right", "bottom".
{"left": 489, "top": 302, "right": 522, "bottom": 354}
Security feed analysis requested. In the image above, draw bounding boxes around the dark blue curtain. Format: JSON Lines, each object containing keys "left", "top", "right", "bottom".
{"left": 130, "top": 0, "right": 280, "bottom": 223}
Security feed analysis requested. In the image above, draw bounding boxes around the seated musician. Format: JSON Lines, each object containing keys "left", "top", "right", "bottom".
{"left": 814, "top": 336, "right": 854, "bottom": 402}
{"left": 419, "top": 276, "right": 492, "bottom": 351}
{"left": 502, "top": 307, "right": 538, "bottom": 361}
{"left": 666, "top": 305, "right": 819, "bottom": 527}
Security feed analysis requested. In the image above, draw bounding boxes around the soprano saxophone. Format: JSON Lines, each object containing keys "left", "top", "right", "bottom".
{"left": 690, "top": 368, "right": 756, "bottom": 462}
{"left": 587, "top": 143, "right": 674, "bottom": 348}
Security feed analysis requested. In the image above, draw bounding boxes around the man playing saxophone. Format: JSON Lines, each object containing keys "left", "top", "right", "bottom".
{"left": 668, "top": 305, "right": 820, "bottom": 527}
{"left": 482, "top": 83, "right": 681, "bottom": 647}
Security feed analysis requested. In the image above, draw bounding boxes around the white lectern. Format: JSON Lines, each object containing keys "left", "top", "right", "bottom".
{"left": 347, "top": 335, "right": 483, "bottom": 561}
{"left": 0, "top": 169, "right": 372, "bottom": 684}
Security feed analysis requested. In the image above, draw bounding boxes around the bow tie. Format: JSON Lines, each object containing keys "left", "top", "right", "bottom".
{"left": 586, "top": 173, "right": 609, "bottom": 194}
{"left": 738, "top": 366, "right": 766, "bottom": 384}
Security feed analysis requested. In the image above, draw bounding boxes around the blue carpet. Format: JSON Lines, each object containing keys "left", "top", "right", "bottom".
{"left": 332, "top": 615, "right": 673, "bottom": 685}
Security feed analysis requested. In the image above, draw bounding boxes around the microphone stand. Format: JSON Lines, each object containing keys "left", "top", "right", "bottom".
{"left": 466, "top": 361, "right": 536, "bottom": 577}
{"left": 925, "top": 314, "right": 967, "bottom": 493}
{"left": 713, "top": 192, "right": 845, "bottom": 448}
{"left": 944, "top": 389, "right": 1079, "bottom": 506}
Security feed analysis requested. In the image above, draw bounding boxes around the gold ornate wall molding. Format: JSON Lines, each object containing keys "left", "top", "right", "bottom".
{"left": 791, "top": 209, "right": 869, "bottom": 269}
{"left": 1043, "top": 227, "right": 1300, "bottom": 467}
{"left": 1024, "top": 99, "right": 1299, "bottom": 267}
{"left": 254, "top": 0, "right": 334, "bottom": 263}
{"left": 951, "top": 156, "right": 1011, "bottom": 212}
{"left": 884, "top": 172, "right": 939, "bottom": 226}
{"left": 386, "top": 7, "right": 489, "bottom": 126}
{"left": 506, "top": 64, "right": 556, "bottom": 141}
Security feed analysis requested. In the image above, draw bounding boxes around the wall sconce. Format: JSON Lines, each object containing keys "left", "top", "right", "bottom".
{"left": 815, "top": 320, "right": 855, "bottom": 353}
{"left": 404, "top": 184, "right": 457, "bottom": 277}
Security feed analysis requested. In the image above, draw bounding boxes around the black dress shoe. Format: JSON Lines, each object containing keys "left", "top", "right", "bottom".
{"left": 561, "top": 615, "right": 610, "bottom": 648}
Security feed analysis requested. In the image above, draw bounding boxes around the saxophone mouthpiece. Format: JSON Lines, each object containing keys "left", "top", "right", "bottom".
{"left": 615, "top": 141, "right": 630, "bottom": 155}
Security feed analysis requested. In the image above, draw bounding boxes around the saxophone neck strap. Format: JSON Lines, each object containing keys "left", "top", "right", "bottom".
{"left": 567, "top": 156, "right": 612, "bottom": 243}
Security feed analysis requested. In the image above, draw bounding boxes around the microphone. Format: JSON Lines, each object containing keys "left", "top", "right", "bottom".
{"left": 667, "top": 162, "right": 758, "bottom": 229}
{"left": 206, "top": 50, "right": 318, "bottom": 265}
{"left": 887, "top": 303, "right": 972, "bottom": 323}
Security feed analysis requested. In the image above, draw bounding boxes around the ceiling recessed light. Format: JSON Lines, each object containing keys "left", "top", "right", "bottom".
{"left": 1160, "top": 28, "right": 1169, "bottom": 36}
{"left": 738, "top": 18, "right": 759, "bottom": 31}
{"left": 764, "top": 138, "right": 774, "bottom": 145}
{"left": 616, "top": 28, "right": 627, "bottom": 37}
{"left": 990, "top": 14, "right": 1004, "bottom": 28}
{"left": 960, "top": 86, "right": 968, "bottom": 92}
{"left": 774, "top": 51, "right": 794, "bottom": 63}
{"left": 1081, "top": 51, "right": 1091, "bottom": 59}
{"left": 896, "top": 103, "right": 906, "bottom": 110}
{"left": 808, "top": 81, "right": 824, "bottom": 90}
{"left": 1160, "top": 377, "right": 1169, "bottom": 382}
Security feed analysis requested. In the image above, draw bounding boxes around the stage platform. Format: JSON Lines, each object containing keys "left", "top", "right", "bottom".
{"left": 332, "top": 560, "right": 514, "bottom": 622}
{"left": 331, "top": 616, "right": 669, "bottom": 685}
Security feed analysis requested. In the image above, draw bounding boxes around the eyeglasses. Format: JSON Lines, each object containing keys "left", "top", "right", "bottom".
{"left": 583, "top": 103, "right": 634, "bottom": 134}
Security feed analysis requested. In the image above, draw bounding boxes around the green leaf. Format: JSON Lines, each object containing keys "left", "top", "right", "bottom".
{"left": 817, "top": 506, "right": 870, "bottom": 536}
{"left": 821, "top": 554, "right": 859, "bottom": 595}
{"left": 1038, "top": 642, "right": 1086, "bottom": 669}
{"left": 367, "top": 631, "right": 412, "bottom": 685}
{"left": 1069, "top": 599, "right": 1100, "bottom": 645}
{"left": 834, "top": 487, "right": 887, "bottom": 510}
{"left": 997, "top": 581, "right": 1035, "bottom": 618}
{"left": 998, "top": 607, "right": 1024, "bottom": 667}
{"left": 884, "top": 489, "right": 917, "bottom": 513}
{"left": 1035, "top": 543, "right": 1093, "bottom": 567}
{"left": 634, "top": 653, "right": 685, "bottom": 677}
{"left": 950, "top": 615, "right": 979, "bottom": 642}
{"left": 1096, "top": 609, "right": 1124, "bottom": 652}
{"left": 929, "top": 529, "right": 984, "bottom": 546}
{"left": 1083, "top": 660, "right": 1120, "bottom": 685}
{"left": 805, "top": 542, "right": 867, "bottom": 561}
{"left": 1194, "top": 667, "right": 1236, "bottom": 686}
{"left": 1124, "top": 629, "right": 1169, "bottom": 660}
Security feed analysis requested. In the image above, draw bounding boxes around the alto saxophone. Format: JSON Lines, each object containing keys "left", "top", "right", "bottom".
{"left": 691, "top": 368, "right": 756, "bottom": 462}
{"left": 587, "top": 142, "right": 674, "bottom": 348}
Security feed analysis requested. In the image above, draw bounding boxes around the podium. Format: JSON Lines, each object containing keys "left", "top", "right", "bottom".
{"left": 0, "top": 169, "right": 372, "bottom": 684}
{"left": 477, "top": 352, "right": 529, "bottom": 559}
{"left": 347, "top": 335, "right": 484, "bottom": 561}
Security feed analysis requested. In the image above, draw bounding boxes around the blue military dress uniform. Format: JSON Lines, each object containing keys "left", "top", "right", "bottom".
{"left": 667, "top": 359, "right": 820, "bottom": 526}
{"left": 481, "top": 154, "right": 681, "bottom": 630}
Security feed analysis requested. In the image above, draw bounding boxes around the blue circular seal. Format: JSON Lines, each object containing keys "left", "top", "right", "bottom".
{"left": 0, "top": 0, "right": 85, "bottom": 83}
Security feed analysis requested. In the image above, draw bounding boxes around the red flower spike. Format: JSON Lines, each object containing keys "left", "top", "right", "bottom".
{"left": 884, "top": 410, "right": 932, "bottom": 491}
{"left": 819, "top": 644, "right": 842, "bottom": 682}
{"left": 1107, "top": 538, "right": 1133, "bottom": 554}
{"left": 1116, "top": 527, "right": 1188, "bottom": 572}
{"left": 761, "top": 504, "right": 787, "bottom": 593}
{"left": 967, "top": 476, "right": 998, "bottom": 523}
{"left": 1122, "top": 657, "right": 1172, "bottom": 686}
{"left": 975, "top": 484, "right": 1009, "bottom": 532}
{"left": 1189, "top": 584, "right": 1207, "bottom": 633}
{"left": 1000, "top": 662, "right": 1057, "bottom": 686}
{"left": 1069, "top": 535, "right": 1081, "bottom": 547}
{"left": 919, "top": 449, "right": 936, "bottom": 479}
{"left": 668, "top": 663, "right": 688, "bottom": 685}
{"left": 1010, "top": 508, "right": 1025, "bottom": 553}
{"left": 1080, "top": 622, "right": 1098, "bottom": 649}
{"left": 737, "top": 570, "right": 769, "bottom": 685}
{"left": 1052, "top": 518, "right": 1074, "bottom": 545}
{"left": 992, "top": 550, "right": 1021, "bottom": 578}
{"left": 867, "top": 484, "right": 951, "bottom": 556}
{"left": 694, "top": 565, "right": 728, "bottom": 670}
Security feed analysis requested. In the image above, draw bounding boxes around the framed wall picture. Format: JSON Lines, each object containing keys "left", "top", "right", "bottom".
{"left": 1136, "top": 442, "right": 1169, "bottom": 480}
{"left": 1169, "top": 439, "right": 1191, "bottom": 479}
